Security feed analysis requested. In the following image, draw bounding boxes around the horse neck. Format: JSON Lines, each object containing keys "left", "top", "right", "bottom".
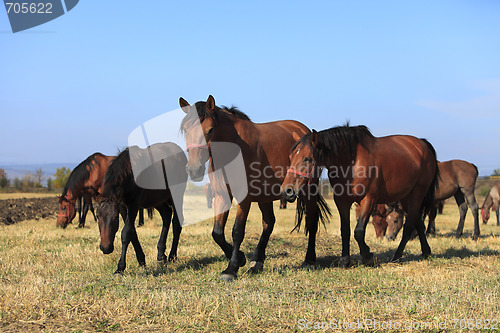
{"left": 89, "top": 156, "right": 112, "bottom": 192}
{"left": 320, "top": 140, "right": 354, "bottom": 168}
{"left": 63, "top": 189, "right": 78, "bottom": 204}
{"left": 482, "top": 192, "right": 493, "bottom": 210}
{"left": 217, "top": 110, "right": 252, "bottom": 141}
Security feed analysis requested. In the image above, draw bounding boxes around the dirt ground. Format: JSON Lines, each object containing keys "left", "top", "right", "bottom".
{"left": 0, "top": 197, "right": 58, "bottom": 225}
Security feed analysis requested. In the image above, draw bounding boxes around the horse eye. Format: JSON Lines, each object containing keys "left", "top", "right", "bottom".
{"left": 207, "top": 128, "right": 214, "bottom": 136}
{"left": 304, "top": 157, "right": 313, "bottom": 163}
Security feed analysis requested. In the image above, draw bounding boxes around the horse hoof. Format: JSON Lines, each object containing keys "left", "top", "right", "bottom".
{"left": 219, "top": 273, "right": 237, "bottom": 282}
{"left": 422, "top": 252, "right": 432, "bottom": 259}
{"left": 249, "top": 261, "right": 264, "bottom": 273}
{"left": 168, "top": 255, "right": 177, "bottom": 262}
{"left": 472, "top": 234, "right": 479, "bottom": 241}
{"left": 157, "top": 259, "right": 168, "bottom": 267}
{"left": 339, "top": 256, "right": 351, "bottom": 268}
{"left": 238, "top": 251, "right": 247, "bottom": 267}
{"left": 361, "top": 253, "right": 375, "bottom": 267}
{"left": 455, "top": 232, "right": 463, "bottom": 239}
{"left": 113, "top": 270, "right": 124, "bottom": 276}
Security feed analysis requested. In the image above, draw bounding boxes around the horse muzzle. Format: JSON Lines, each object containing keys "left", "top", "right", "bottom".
{"left": 186, "top": 164, "right": 205, "bottom": 182}
{"left": 283, "top": 187, "right": 297, "bottom": 203}
{"left": 100, "top": 243, "right": 114, "bottom": 254}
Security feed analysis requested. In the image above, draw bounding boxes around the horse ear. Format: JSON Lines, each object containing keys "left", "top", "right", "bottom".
{"left": 206, "top": 95, "right": 216, "bottom": 116}
{"left": 179, "top": 97, "right": 191, "bottom": 113}
{"left": 311, "top": 129, "right": 319, "bottom": 147}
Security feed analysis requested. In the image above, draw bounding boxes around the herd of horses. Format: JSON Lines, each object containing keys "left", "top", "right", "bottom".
{"left": 56, "top": 95, "right": 500, "bottom": 281}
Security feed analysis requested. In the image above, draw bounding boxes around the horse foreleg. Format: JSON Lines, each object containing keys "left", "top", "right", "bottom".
{"left": 116, "top": 208, "right": 144, "bottom": 274}
{"left": 354, "top": 197, "right": 374, "bottom": 266}
{"left": 156, "top": 204, "right": 173, "bottom": 265}
{"left": 335, "top": 199, "right": 351, "bottom": 268}
{"left": 78, "top": 197, "right": 89, "bottom": 228}
{"left": 220, "top": 201, "right": 251, "bottom": 281}
{"left": 211, "top": 196, "right": 233, "bottom": 259}
{"left": 454, "top": 191, "right": 468, "bottom": 238}
{"left": 250, "top": 201, "right": 275, "bottom": 273}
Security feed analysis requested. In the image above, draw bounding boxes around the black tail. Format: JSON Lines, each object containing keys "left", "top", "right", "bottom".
{"left": 292, "top": 192, "right": 331, "bottom": 235}
{"left": 419, "top": 139, "right": 440, "bottom": 221}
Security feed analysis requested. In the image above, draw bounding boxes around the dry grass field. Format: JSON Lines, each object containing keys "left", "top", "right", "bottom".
{"left": 0, "top": 194, "right": 499, "bottom": 332}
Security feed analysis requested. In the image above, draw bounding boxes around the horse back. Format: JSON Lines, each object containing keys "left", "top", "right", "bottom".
{"left": 360, "top": 135, "right": 436, "bottom": 202}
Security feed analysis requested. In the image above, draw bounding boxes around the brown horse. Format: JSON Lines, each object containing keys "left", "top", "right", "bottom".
{"left": 57, "top": 153, "right": 114, "bottom": 228}
{"left": 482, "top": 181, "right": 500, "bottom": 226}
{"left": 179, "top": 95, "right": 329, "bottom": 281}
{"left": 282, "top": 125, "right": 438, "bottom": 266}
{"left": 386, "top": 160, "right": 480, "bottom": 240}
{"left": 97, "top": 143, "right": 187, "bottom": 274}
{"left": 385, "top": 203, "right": 406, "bottom": 241}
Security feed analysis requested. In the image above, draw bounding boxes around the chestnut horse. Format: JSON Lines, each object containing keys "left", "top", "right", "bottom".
{"left": 97, "top": 143, "right": 187, "bottom": 274}
{"left": 282, "top": 125, "right": 438, "bottom": 266}
{"left": 57, "top": 153, "right": 113, "bottom": 228}
{"left": 386, "top": 160, "right": 480, "bottom": 240}
{"left": 482, "top": 181, "right": 500, "bottom": 226}
{"left": 180, "top": 95, "right": 330, "bottom": 281}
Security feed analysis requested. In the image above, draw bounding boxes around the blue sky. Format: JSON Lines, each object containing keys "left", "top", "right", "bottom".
{"left": 1, "top": 1, "right": 499, "bottom": 175}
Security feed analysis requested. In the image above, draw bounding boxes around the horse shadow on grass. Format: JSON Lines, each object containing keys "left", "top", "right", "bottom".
{"left": 297, "top": 245, "right": 500, "bottom": 271}
{"left": 144, "top": 255, "right": 226, "bottom": 277}
{"left": 430, "top": 230, "right": 497, "bottom": 240}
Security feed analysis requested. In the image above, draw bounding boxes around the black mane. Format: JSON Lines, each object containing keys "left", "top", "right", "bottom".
{"left": 61, "top": 152, "right": 105, "bottom": 201}
{"left": 100, "top": 148, "right": 133, "bottom": 201}
{"left": 293, "top": 124, "right": 374, "bottom": 162}
{"left": 180, "top": 101, "right": 250, "bottom": 133}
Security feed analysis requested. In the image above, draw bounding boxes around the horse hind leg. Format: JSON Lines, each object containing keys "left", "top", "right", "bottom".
{"left": 168, "top": 207, "right": 182, "bottom": 262}
{"left": 392, "top": 199, "right": 431, "bottom": 262}
{"left": 156, "top": 204, "right": 173, "bottom": 265}
{"left": 249, "top": 201, "right": 275, "bottom": 273}
{"left": 454, "top": 191, "right": 468, "bottom": 238}
{"left": 462, "top": 188, "right": 480, "bottom": 239}
{"left": 496, "top": 204, "right": 500, "bottom": 226}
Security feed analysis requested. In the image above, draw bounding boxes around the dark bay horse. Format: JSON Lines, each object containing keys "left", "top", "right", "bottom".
{"left": 57, "top": 153, "right": 113, "bottom": 228}
{"left": 385, "top": 160, "right": 480, "bottom": 240}
{"left": 180, "top": 95, "right": 329, "bottom": 281}
{"left": 97, "top": 143, "right": 187, "bottom": 274}
{"left": 282, "top": 125, "right": 438, "bottom": 266}
{"left": 482, "top": 181, "right": 500, "bottom": 226}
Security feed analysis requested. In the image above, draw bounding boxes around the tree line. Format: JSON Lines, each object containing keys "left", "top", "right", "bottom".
{"left": 0, "top": 167, "right": 72, "bottom": 192}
